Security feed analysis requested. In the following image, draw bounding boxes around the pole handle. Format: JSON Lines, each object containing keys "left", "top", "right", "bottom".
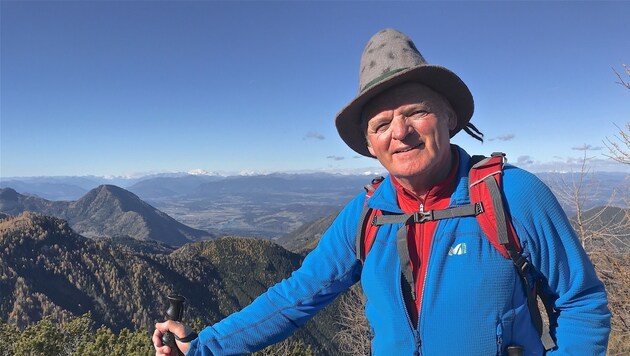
{"left": 161, "top": 294, "right": 186, "bottom": 354}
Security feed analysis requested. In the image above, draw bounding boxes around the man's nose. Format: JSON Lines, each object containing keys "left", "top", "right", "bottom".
{"left": 391, "top": 115, "right": 412, "bottom": 140}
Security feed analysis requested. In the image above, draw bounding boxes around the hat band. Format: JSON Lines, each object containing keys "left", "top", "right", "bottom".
{"left": 360, "top": 68, "right": 406, "bottom": 92}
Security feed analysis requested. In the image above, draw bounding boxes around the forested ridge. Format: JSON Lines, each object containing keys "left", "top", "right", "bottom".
{"left": 0, "top": 212, "right": 342, "bottom": 355}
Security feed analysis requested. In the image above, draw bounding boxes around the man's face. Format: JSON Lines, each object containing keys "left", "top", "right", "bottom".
{"left": 363, "top": 82, "right": 457, "bottom": 189}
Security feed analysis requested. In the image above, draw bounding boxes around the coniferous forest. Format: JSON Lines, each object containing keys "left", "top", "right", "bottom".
{"left": 0, "top": 212, "right": 341, "bottom": 355}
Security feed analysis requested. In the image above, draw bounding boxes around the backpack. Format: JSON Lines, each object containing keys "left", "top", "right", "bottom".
{"left": 354, "top": 152, "right": 556, "bottom": 351}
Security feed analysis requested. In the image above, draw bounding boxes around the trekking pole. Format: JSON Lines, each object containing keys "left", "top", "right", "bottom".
{"left": 161, "top": 294, "right": 186, "bottom": 356}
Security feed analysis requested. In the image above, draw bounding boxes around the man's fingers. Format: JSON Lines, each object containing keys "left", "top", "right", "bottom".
{"left": 155, "top": 321, "right": 176, "bottom": 333}
{"left": 153, "top": 322, "right": 175, "bottom": 356}
{"left": 152, "top": 325, "right": 163, "bottom": 342}
{"left": 155, "top": 345, "right": 172, "bottom": 356}
{"left": 154, "top": 320, "right": 192, "bottom": 355}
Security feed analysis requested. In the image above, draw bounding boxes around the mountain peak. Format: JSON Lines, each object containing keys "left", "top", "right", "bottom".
{"left": 68, "top": 185, "right": 212, "bottom": 245}
{"left": 97, "top": 184, "right": 128, "bottom": 194}
{"left": 0, "top": 188, "right": 19, "bottom": 201}
{"left": 76, "top": 184, "right": 146, "bottom": 213}
{"left": 93, "top": 184, "right": 139, "bottom": 200}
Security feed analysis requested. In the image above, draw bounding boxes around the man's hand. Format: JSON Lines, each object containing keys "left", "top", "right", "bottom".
{"left": 153, "top": 320, "right": 194, "bottom": 356}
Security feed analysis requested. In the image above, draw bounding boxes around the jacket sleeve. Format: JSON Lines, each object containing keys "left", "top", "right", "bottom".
{"left": 185, "top": 194, "right": 365, "bottom": 356}
{"left": 503, "top": 166, "right": 611, "bottom": 355}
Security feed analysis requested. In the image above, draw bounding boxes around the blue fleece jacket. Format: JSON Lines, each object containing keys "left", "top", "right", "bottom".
{"left": 186, "top": 146, "right": 610, "bottom": 355}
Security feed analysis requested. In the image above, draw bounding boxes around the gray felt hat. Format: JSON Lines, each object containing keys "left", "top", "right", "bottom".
{"left": 335, "top": 28, "right": 476, "bottom": 157}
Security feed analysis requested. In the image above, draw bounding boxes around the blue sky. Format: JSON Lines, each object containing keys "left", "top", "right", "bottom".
{"left": 2, "top": 1, "right": 629, "bottom": 178}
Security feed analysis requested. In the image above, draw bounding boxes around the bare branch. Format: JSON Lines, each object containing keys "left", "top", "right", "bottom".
{"left": 604, "top": 123, "right": 630, "bottom": 165}
{"left": 334, "top": 284, "right": 371, "bottom": 355}
{"left": 613, "top": 65, "right": 630, "bottom": 90}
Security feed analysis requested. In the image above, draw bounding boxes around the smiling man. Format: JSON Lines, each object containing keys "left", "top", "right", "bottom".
{"left": 154, "top": 28, "right": 611, "bottom": 356}
{"left": 363, "top": 83, "right": 456, "bottom": 196}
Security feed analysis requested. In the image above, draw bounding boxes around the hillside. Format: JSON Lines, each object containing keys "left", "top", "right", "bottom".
{"left": 0, "top": 187, "right": 62, "bottom": 215}
{"left": 0, "top": 213, "right": 344, "bottom": 354}
{"left": 0, "top": 212, "right": 211, "bottom": 331}
{"left": 0, "top": 186, "right": 213, "bottom": 246}
{"left": 276, "top": 212, "right": 339, "bottom": 253}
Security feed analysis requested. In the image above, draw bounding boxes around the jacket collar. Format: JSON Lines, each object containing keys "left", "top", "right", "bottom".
{"left": 367, "top": 144, "right": 472, "bottom": 212}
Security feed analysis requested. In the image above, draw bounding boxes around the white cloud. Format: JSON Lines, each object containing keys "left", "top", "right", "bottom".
{"left": 304, "top": 131, "right": 325, "bottom": 140}
{"left": 521, "top": 156, "right": 628, "bottom": 173}
{"left": 489, "top": 134, "right": 515, "bottom": 142}
{"left": 571, "top": 144, "right": 604, "bottom": 151}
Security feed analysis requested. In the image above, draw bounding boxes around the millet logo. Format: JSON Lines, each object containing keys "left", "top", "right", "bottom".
{"left": 448, "top": 243, "right": 467, "bottom": 256}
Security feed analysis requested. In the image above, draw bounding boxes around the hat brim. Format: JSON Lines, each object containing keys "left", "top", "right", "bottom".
{"left": 335, "top": 64, "right": 474, "bottom": 158}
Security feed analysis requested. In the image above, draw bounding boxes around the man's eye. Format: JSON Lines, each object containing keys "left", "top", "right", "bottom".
{"left": 408, "top": 110, "right": 429, "bottom": 118}
{"left": 369, "top": 119, "right": 390, "bottom": 133}
{"left": 373, "top": 123, "right": 389, "bottom": 133}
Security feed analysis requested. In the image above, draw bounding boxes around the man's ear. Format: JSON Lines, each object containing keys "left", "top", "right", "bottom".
{"left": 367, "top": 138, "right": 376, "bottom": 157}
{"left": 447, "top": 108, "right": 457, "bottom": 131}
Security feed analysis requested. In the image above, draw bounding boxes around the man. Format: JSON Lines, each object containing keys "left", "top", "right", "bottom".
{"left": 154, "top": 28, "right": 610, "bottom": 355}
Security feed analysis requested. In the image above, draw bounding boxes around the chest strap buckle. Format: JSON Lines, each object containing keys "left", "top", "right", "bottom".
{"left": 413, "top": 210, "right": 434, "bottom": 223}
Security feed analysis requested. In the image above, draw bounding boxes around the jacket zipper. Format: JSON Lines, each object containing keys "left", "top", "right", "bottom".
{"left": 416, "top": 202, "right": 428, "bottom": 355}
{"left": 417, "top": 192, "right": 442, "bottom": 355}
{"left": 417, "top": 203, "right": 425, "bottom": 315}
{"left": 396, "top": 198, "right": 423, "bottom": 354}
{"left": 397, "top": 249, "right": 421, "bottom": 353}
{"left": 399, "top": 195, "right": 430, "bottom": 354}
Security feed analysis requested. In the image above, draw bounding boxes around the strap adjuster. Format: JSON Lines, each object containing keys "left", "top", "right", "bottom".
{"left": 413, "top": 210, "right": 434, "bottom": 223}
{"left": 510, "top": 252, "right": 530, "bottom": 274}
{"left": 474, "top": 202, "right": 484, "bottom": 215}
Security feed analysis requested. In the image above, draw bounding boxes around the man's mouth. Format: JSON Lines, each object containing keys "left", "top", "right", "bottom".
{"left": 395, "top": 143, "right": 423, "bottom": 154}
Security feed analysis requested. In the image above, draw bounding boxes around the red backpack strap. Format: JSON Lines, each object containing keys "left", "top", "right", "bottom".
{"left": 355, "top": 177, "right": 383, "bottom": 262}
{"left": 469, "top": 152, "right": 521, "bottom": 258}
